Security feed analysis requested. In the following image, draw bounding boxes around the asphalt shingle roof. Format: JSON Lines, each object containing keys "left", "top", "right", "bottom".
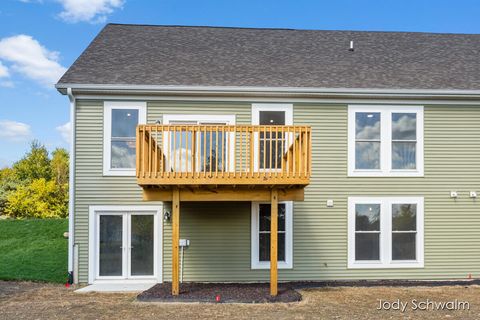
{"left": 57, "top": 24, "right": 480, "bottom": 90}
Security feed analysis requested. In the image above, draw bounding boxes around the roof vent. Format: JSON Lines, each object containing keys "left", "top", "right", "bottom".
{"left": 349, "top": 40, "right": 354, "bottom": 51}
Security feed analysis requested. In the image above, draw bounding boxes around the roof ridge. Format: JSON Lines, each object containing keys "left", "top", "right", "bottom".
{"left": 105, "top": 23, "right": 480, "bottom": 36}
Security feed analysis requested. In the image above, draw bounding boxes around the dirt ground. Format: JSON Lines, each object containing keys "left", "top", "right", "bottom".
{"left": 1, "top": 281, "right": 480, "bottom": 320}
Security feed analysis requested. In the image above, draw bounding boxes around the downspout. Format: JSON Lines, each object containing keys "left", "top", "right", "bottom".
{"left": 67, "top": 88, "right": 76, "bottom": 284}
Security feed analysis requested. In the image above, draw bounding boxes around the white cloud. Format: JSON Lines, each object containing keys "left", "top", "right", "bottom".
{"left": 56, "top": 121, "right": 71, "bottom": 143}
{"left": 0, "top": 61, "right": 9, "bottom": 78}
{"left": 57, "top": 0, "right": 124, "bottom": 23}
{"left": 0, "top": 35, "right": 66, "bottom": 87}
{"left": 0, "top": 120, "right": 32, "bottom": 142}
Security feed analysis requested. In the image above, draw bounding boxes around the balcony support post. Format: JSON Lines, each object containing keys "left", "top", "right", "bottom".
{"left": 270, "top": 188, "right": 278, "bottom": 296}
{"left": 172, "top": 187, "right": 180, "bottom": 295}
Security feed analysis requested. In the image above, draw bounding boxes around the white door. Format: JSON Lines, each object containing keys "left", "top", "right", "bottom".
{"left": 96, "top": 211, "right": 158, "bottom": 280}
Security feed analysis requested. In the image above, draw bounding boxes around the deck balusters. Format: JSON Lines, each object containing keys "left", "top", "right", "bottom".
{"left": 136, "top": 125, "right": 311, "bottom": 185}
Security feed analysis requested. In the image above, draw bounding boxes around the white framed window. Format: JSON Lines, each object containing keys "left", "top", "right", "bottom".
{"left": 348, "top": 105, "right": 424, "bottom": 177}
{"left": 103, "top": 101, "right": 147, "bottom": 176}
{"left": 162, "top": 114, "right": 236, "bottom": 172}
{"left": 252, "top": 104, "right": 293, "bottom": 171}
{"left": 251, "top": 201, "right": 293, "bottom": 269}
{"left": 348, "top": 196, "right": 424, "bottom": 269}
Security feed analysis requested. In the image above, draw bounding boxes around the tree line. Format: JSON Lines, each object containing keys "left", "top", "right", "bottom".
{"left": 0, "top": 141, "right": 69, "bottom": 219}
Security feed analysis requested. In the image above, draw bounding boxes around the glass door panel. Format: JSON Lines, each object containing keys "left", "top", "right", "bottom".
{"left": 99, "top": 215, "right": 123, "bottom": 277}
{"left": 259, "top": 111, "right": 286, "bottom": 170}
{"left": 168, "top": 121, "right": 195, "bottom": 172}
{"left": 199, "top": 130, "right": 226, "bottom": 172}
{"left": 130, "top": 215, "right": 154, "bottom": 276}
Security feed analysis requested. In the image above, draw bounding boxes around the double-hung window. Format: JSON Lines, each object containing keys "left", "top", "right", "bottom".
{"left": 348, "top": 105, "right": 423, "bottom": 176}
{"left": 251, "top": 202, "right": 293, "bottom": 269}
{"left": 103, "top": 101, "right": 147, "bottom": 176}
{"left": 348, "top": 197, "right": 424, "bottom": 268}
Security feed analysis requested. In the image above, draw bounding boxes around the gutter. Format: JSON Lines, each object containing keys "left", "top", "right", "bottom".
{"left": 67, "top": 88, "right": 76, "bottom": 284}
{"left": 56, "top": 84, "right": 480, "bottom": 99}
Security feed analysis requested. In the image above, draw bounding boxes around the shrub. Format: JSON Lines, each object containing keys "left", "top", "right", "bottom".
{"left": 0, "top": 168, "right": 19, "bottom": 215}
{"left": 4, "top": 178, "right": 68, "bottom": 219}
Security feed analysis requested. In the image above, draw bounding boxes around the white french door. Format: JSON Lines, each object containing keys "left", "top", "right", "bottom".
{"left": 95, "top": 211, "right": 159, "bottom": 281}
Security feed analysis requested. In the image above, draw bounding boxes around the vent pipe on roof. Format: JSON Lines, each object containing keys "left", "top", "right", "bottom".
{"left": 349, "top": 41, "right": 354, "bottom": 51}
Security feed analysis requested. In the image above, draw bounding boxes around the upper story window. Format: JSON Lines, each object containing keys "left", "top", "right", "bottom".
{"left": 348, "top": 196, "right": 424, "bottom": 269}
{"left": 103, "top": 101, "right": 146, "bottom": 176}
{"left": 348, "top": 105, "right": 424, "bottom": 177}
{"left": 252, "top": 104, "right": 293, "bottom": 171}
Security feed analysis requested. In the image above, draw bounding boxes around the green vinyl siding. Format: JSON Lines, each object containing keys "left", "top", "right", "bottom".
{"left": 74, "top": 99, "right": 480, "bottom": 283}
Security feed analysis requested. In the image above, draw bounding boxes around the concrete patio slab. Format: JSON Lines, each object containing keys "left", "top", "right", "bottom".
{"left": 75, "top": 282, "right": 156, "bottom": 293}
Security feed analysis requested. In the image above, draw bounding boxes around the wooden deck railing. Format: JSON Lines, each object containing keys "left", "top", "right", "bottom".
{"left": 136, "top": 125, "right": 311, "bottom": 186}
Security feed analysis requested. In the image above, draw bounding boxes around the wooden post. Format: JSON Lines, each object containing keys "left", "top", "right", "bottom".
{"left": 172, "top": 187, "right": 180, "bottom": 295}
{"left": 270, "top": 188, "right": 278, "bottom": 296}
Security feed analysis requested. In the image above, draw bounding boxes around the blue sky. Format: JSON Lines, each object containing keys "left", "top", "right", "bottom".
{"left": 0, "top": 0, "right": 479, "bottom": 168}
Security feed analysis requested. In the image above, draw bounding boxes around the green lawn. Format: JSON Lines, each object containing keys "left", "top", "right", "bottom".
{"left": 0, "top": 218, "right": 68, "bottom": 283}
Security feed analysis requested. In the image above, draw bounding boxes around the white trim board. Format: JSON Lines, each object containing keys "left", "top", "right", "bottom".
{"left": 103, "top": 101, "right": 147, "bottom": 176}
{"left": 67, "top": 88, "right": 76, "bottom": 278}
{"left": 75, "top": 94, "right": 480, "bottom": 106}
{"left": 163, "top": 114, "right": 236, "bottom": 124}
{"left": 57, "top": 83, "right": 480, "bottom": 98}
{"left": 88, "top": 205, "right": 163, "bottom": 284}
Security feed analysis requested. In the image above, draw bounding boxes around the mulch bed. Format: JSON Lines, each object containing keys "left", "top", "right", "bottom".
{"left": 137, "top": 282, "right": 302, "bottom": 303}
{"left": 293, "top": 279, "right": 480, "bottom": 289}
{"left": 137, "top": 279, "right": 480, "bottom": 304}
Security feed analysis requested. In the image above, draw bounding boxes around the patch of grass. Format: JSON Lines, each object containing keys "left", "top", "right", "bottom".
{"left": 0, "top": 218, "right": 68, "bottom": 283}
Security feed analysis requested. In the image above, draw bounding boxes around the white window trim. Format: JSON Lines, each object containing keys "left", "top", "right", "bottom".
{"left": 163, "top": 114, "right": 236, "bottom": 125}
{"left": 252, "top": 103, "right": 293, "bottom": 126}
{"left": 88, "top": 205, "right": 163, "bottom": 284}
{"left": 162, "top": 114, "right": 236, "bottom": 172}
{"left": 103, "top": 101, "right": 147, "bottom": 176}
{"left": 348, "top": 105, "right": 424, "bottom": 177}
{"left": 347, "top": 196, "right": 424, "bottom": 269}
{"left": 251, "top": 201, "right": 293, "bottom": 269}
{"left": 252, "top": 103, "right": 293, "bottom": 172}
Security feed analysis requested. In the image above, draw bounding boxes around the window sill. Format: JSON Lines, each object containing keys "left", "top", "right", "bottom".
{"left": 251, "top": 261, "right": 293, "bottom": 270}
{"left": 348, "top": 261, "right": 424, "bottom": 269}
{"left": 348, "top": 170, "right": 424, "bottom": 177}
{"left": 103, "top": 169, "right": 136, "bottom": 177}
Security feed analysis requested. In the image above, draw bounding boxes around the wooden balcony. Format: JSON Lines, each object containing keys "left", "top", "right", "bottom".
{"left": 136, "top": 124, "right": 312, "bottom": 297}
{"left": 136, "top": 124, "right": 312, "bottom": 190}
